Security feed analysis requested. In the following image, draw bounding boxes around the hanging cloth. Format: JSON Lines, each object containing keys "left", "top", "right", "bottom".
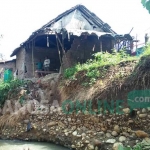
{"left": 47, "top": 35, "right": 49, "bottom": 47}
{"left": 62, "top": 29, "right": 67, "bottom": 40}
{"left": 68, "top": 32, "right": 70, "bottom": 41}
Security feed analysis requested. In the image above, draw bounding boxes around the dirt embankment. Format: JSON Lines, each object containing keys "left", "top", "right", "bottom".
{"left": 59, "top": 56, "right": 150, "bottom": 107}
{"left": 0, "top": 56, "right": 150, "bottom": 150}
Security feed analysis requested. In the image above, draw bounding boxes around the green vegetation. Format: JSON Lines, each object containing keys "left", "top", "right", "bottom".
{"left": 118, "top": 144, "right": 142, "bottom": 150}
{"left": 64, "top": 49, "right": 134, "bottom": 84}
{"left": 0, "top": 79, "right": 27, "bottom": 107}
{"left": 141, "top": 0, "right": 150, "bottom": 13}
{"left": 64, "top": 44, "right": 150, "bottom": 86}
{"left": 118, "top": 139, "right": 150, "bottom": 150}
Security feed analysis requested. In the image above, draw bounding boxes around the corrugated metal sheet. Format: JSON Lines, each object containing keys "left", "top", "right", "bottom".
{"left": 50, "top": 9, "right": 104, "bottom": 32}
{"left": 11, "top": 4, "right": 117, "bottom": 57}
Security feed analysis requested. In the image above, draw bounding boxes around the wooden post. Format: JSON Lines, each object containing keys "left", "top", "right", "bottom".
{"left": 55, "top": 34, "right": 62, "bottom": 66}
{"left": 55, "top": 32, "right": 66, "bottom": 55}
{"left": 136, "top": 34, "right": 138, "bottom": 50}
{"left": 32, "top": 40, "right": 35, "bottom": 77}
{"left": 55, "top": 32, "right": 69, "bottom": 67}
{"left": 100, "top": 38, "right": 102, "bottom": 52}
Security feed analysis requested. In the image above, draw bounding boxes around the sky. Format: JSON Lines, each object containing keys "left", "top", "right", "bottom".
{"left": 0, "top": 0, "right": 150, "bottom": 60}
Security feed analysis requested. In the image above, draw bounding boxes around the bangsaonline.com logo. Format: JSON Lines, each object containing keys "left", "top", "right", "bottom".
{"left": 62, "top": 89, "right": 150, "bottom": 114}
{"left": 2, "top": 90, "right": 150, "bottom": 115}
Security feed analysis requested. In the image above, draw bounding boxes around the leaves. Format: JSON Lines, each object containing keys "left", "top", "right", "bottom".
{"left": 141, "top": 0, "right": 150, "bottom": 13}
{"left": 141, "top": 0, "right": 147, "bottom": 7}
{"left": 0, "top": 79, "right": 26, "bottom": 107}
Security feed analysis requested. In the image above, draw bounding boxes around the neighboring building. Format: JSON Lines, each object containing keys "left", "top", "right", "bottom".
{"left": 0, "top": 59, "right": 16, "bottom": 78}
{"left": 10, "top": 4, "right": 117, "bottom": 79}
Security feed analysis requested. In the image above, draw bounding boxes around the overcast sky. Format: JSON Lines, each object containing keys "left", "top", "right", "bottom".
{"left": 0, "top": 0, "right": 150, "bottom": 60}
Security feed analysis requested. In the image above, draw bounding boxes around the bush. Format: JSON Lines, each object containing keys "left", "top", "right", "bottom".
{"left": 64, "top": 49, "right": 134, "bottom": 79}
{"left": 63, "top": 45, "right": 150, "bottom": 85}
{"left": 0, "top": 79, "right": 26, "bottom": 107}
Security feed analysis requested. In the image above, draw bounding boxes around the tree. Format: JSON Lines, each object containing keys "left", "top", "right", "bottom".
{"left": 141, "top": 0, "right": 150, "bottom": 13}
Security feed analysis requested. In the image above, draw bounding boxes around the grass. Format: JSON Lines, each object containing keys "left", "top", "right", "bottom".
{"left": 119, "top": 141, "right": 150, "bottom": 150}
{"left": 64, "top": 44, "right": 150, "bottom": 86}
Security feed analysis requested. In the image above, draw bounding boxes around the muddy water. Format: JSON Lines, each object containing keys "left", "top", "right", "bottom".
{"left": 0, "top": 140, "right": 69, "bottom": 150}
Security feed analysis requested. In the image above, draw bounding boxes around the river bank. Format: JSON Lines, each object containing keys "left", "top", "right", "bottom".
{"left": 0, "top": 105, "right": 150, "bottom": 150}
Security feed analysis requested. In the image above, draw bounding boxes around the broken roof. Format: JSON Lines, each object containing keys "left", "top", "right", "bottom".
{"left": 23, "top": 4, "right": 117, "bottom": 43}
{"left": 11, "top": 4, "right": 117, "bottom": 57}
{"left": 0, "top": 59, "right": 16, "bottom": 64}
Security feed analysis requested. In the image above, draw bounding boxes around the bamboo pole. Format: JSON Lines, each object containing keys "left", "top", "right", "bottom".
{"left": 55, "top": 32, "right": 69, "bottom": 67}
{"left": 55, "top": 32, "right": 66, "bottom": 55}
{"left": 55, "top": 34, "right": 62, "bottom": 66}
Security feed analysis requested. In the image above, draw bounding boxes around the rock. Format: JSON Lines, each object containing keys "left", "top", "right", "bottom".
{"left": 71, "top": 145, "right": 76, "bottom": 148}
{"left": 53, "top": 109, "right": 57, "bottom": 113}
{"left": 106, "top": 139, "right": 116, "bottom": 144}
{"left": 25, "top": 138, "right": 29, "bottom": 141}
{"left": 136, "top": 140, "right": 139, "bottom": 143}
{"left": 144, "top": 137, "right": 150, "bottom": 143}
{"left": 127, "top": 128, "right": 132, "bottom": 133}
{"left": 93, "top": 139, "right": 101, "bottom": 147}
{"left": 142, "top": 108, "right": 147, "bottom": 113}
{"left": 81, "top": 133, "right": 86, "bottom": 137}
{"left": 47, "top": 121, "right": 57, "bottom": 127}
{"left": 84, "top": 140, "right": 90, "bottom": 144}
{"left": 57, "top": 107, "right": 62, "bottom": 112}
{"left": 68, "top": 118, "right": 71, "bottom": 122}
{"left": 128, "top": 120, "right": 134, "bottom": 124}
{"left": 98, "top": 132, "right": 104, "bottom": 136}
{"left": 65, "top": 132, "right": 69, "bottom": 136}
{"left": 122, "top": 132, "right": 129, "bottom": 137}
{"left": 112, "top": 142, "right": 123, "bottom": 150}
{"left": 112, "top": 131, "right": 118, "bottom": 137}
{"left": 95, "top": 146, "right": 98, "bottom": 150}
{"left": 72, "top": 131, "right": 77, "bottom": 136}
{"left": 134, "top": 130, "right": 149, "bottom": 138}
{"left": 43, "top": 129, "right": 46, "bottom": 132}
{"left": 122, "top": 108, "right": 130, "bottom": 114}
{"left": 137, "top": 111, "right": 140, "bottom": 114}
{"left": 106, "top": 133, "right": 111, "bottom": 138}
{"left": 37, "top": 116, "right": 42, "bottom": 120}
{"left": 101, "top": 128, "right": 106, "bottom": 132}
{"left": 139, "top": 114, "right": 147, "bottom": 118}
{"left": 50, "top": 106, "right": 55, "bottom": 111}
{"left": 87, "top": 144, "right": 94, "bottom": 150}
{"left": 23, "top": 120, "right": 29, "bottom": 124}
{"left": 114, "top": 125, "right": 120, "bottom": 133}
{"left": 119, "top": 136, "right": 126, "bottom": 142}
{"left": 76, "top": 135, "right": 81, "bottom": 138}
{"left": 58, "top": 121, "right": 65, "bottom": 128}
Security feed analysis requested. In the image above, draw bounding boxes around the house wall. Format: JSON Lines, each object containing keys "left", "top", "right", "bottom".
{"left": 0, "top": 61, "right": 16, "bottom": 78}
{"left": 24, "top": 47, "right": 60, "bottom": 78}
{"left": 16, "top": 35, "right": 113, "bottom": 78}
{"left": 62, "top": 35, "right": 113, "bottom": 71}
{"left": 16, "top": 47, "right": 26, "bottom": 79}
{"left": 0, "top": 61, "right": 16, "bottom": 72}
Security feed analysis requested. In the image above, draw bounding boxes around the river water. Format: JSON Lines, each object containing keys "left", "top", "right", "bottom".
{"left": 0, "top": 140, "right": 69, "bottom": 150}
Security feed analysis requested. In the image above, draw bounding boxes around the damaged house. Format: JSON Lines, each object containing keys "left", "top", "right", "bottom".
{"left": 10, "top": 4, "right": 118, "bottom": 79}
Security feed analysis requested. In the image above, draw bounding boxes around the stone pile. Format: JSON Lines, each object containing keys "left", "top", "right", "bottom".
{"left": 0, "top": 106, "right": 150, "bottom": 150}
